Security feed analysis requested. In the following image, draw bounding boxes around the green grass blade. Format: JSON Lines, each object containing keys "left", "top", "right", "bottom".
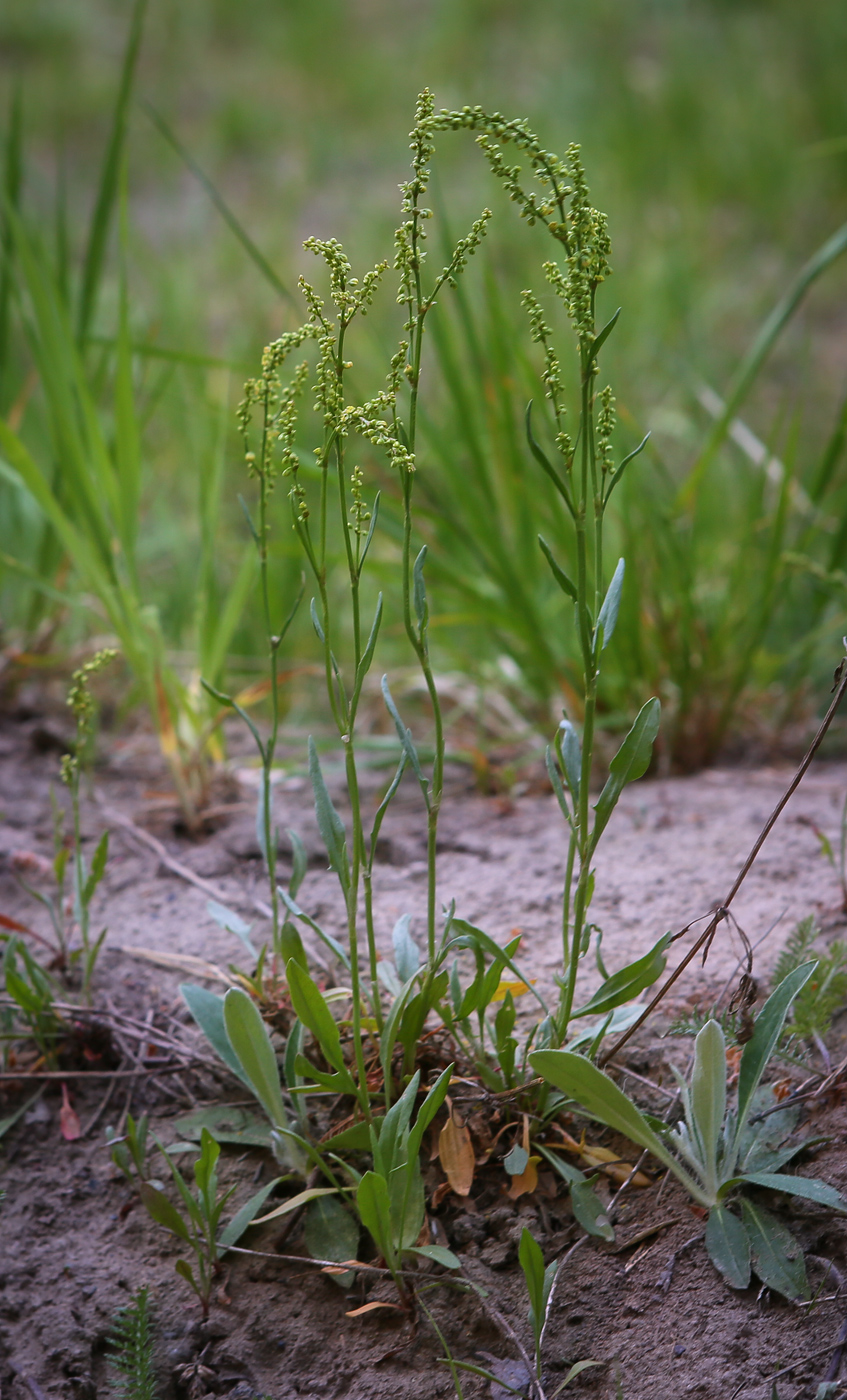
{"left": 0, "top": 86, "right": 22, "bottom": 410}
{"left": 683, "top": 218, "right": 847, "bottom": 503}
{"left": 76, "top": 0, "right": 147, "bottom": 342}
{"left": 143, "top": 102, "right": 295, "bottom": 307}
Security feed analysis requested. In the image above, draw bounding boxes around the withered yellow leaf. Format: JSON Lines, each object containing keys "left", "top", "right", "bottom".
{"left": 439, "top": 1106, "right": 475, "bottom": 1197}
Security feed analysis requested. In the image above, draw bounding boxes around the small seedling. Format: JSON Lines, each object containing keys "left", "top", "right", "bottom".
{"left": 518, "top": 1227, "right": 558, "bottom": 1380}
{"left": 106, "top": 1112, "right": 151, "bottom": 1187}
{"left": 2, "top": 936, "right": 63, "bottom": 1066}
{"left": 59, "top": 649, "right": 116, "bottom": 1001}
{"left": 532, "top": 963, "right": 847, "bottom": 1299}
{"left": 107, "top": 1286, "right": 157, "bottom": 1400}
{"left": 137, "top": 1128, "right": 235, "bottom": 1317}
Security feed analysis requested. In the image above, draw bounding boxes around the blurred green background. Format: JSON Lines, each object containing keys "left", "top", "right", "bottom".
{"left": 3, "top": 0, "right": 847, "bottom": 773}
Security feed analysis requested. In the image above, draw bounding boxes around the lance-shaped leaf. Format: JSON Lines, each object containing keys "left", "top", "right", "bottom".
{"left": 690, "top": 1019, "right": 727, "bottom": 1192}
{"left": 286, "top": 959, "right": 346, "bottom": 1076}
{"left": 591, "top": 698, "right": 661, "bottom": 847}
{"left": 353, "top": 593, "right": 383, "bottom": 701}
{"left": 571, "top": 933, "right": 671, "bottom": 1019}
{"left": 452, "top": 919, "right": 548, "bottom": 1014}
{"left": 705, "top": 1205, "right": 750, "bottom": 1289}
{"left": 413, "top": 545, "right": 428, "bottom": 633}
{"left": 308, "top": 737, "right": 349, "bottom": 889}
{"left": 540, "top": 1144, "right": 617, "bottom": 1243}
{"left": 538, "top": 535, "right": 577, "bottom": 601}
{"left": 381, "top": 676, "right": 429, "bottom": 803}
{"left": 741, "top": 1199, "right": 809, "bottom": 1300}
{"left": 730, "top": 1173, "right": 847, "bottom": 1212}
{"left": 357, "top": 1170, "right": 396, "bottom": 1269}
{"left": 278, "top": 887, "right": 350, "bottom": 969}
{"left": 525, "top": 401, "right": 574, "bottom": 515}
{"left": 81, "top": 831, "right": 108, "bottom": 906}
{"left": 557, "top": 720, "right": 581, "bottom": 806}
{"left": 595, "top": 558, "right": 625, "bottom": 651}
{"left": 180, "top": 983, "right": 250, "bottom": 1089}
{"left": 139, "top": 1183, "right": 190, "bottom": 1240}
{"left": 530, "top": 1050, "right": 708, "bottom": 1204}
{"left": 223, "top": 987, "right": 287, "bottom": 1130}
{"left": 735, "top": 961, "right": 817, "bottom": 1147}
{"left": 604, "top": 433, "right": 650, "bottom": 505}
{"left": 392, "top": 914, "right": 420, "bottom": 983}
{"left": 590, "top": 306, "right": 621, "bottom": 360}
{"left": 218, "top": 1175, "right": 288, "bottom": 1250}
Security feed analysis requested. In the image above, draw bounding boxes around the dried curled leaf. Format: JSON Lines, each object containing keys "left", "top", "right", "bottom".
{"left": 438, "top": 1099, "right": 475, "bottom": 1197}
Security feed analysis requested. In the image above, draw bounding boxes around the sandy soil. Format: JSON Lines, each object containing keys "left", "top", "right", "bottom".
{"left": 2, "top": 712, "right": 847, "bottom": 1400}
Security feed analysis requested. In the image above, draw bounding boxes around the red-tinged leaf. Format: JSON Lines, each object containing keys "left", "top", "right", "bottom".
{"left": 0, "top": 913, "right": 36, "bottom": 934}
{"left": 345, "top": 1301, "right": 406, "bottom": 1318}
{"left": 438, "top": 1103, "right": 475, "bottom": 1197}
{"left": 60, "top": 1083, "right": 81, "bottom": 1141}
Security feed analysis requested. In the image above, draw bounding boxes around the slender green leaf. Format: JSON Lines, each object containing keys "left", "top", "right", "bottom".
{"left": 206, "top": 900, "right": 257, "bottom": 962}
{"left": 525, "top": 400, "right": 573, "bottom": 513}
{"left": 518, "top": 1227, "right": 545, "bottom": 1325}
{"left": 222, "top": 987, "right": 288, "bottom": 1129}
{"left": 571, "top": 933, "right": 671, "bottom": 1019}
{"left": 357, "top": 1171, "right": 395, "bottom": 1266}
{"left": 139, "top": 1183, "right": 190, "bottom": 1240}
{"left": 77, "top": 0, "right": 147, "bottom": 341}
{"left": 407, "top": 1064, "right": 453, "bottom": 1162}
{"left": 736, "top": 962, "right": 817, "bottom": 1141}
{"left": 530, "top": 1050, "right": 707, "bottom": 1201}
{"left": 736, "top": 1173, "right": 847, "bottom": 1212}
{"left": 144, "top": 101, "right": 296, "bottom": 307}
{"left": 558, "top": 721, "right": 581, "bottom": 804}
{"left": 381, "top": 676, "right": 429, "bottom": 801}
{"left": 354, "top": 593, "right": 383, "bottom": 698}
{"left": 590, "top": 307, "right": 621, "bottom": 359}
{"left": 253, "top": 1186, "right": 339, "bottom": 1224}
{"left": 81, "top": 831, "right": 108, "bottom": 907}
{"left": 277, "top": 887, "right": 350, "bottom": 969}
{"left": 539, "top": 535, "right": 577, "bottom": 600}
{"left": 287, "top": 829, "right": 308, "bottom": 900}
{"left": 286, "top": 959, "right": 345, "bottom": 1075}
{"left": 408, "top": 1244, "right": 461, "bottom": 1269}
{"left": 413, "top": 545, "right": 428, "bottom": 633}
{"left": 308, "top": 737, "right": 349, "bottom": 888}
{"left": 218, "top": 1176, "right": 286, "bottom": 1251}
{"left": 392, "top": 914, "right": 420, "bottom": 983}
{"left": 604, "top": 433, "right": 650, "bottom": 504}
{"left": 179, "top": 983, "right": 250, "bottom": 1088}
{"left": 596, "top": 558, "right": 625, "bottom": 650}
{"left": 452, "top": 919, "right": 548, "bottom": 1014}
{"left": 592, "top": 698, "right": 661, "bottom": 846}
{"left": 551, "top": 1361, "right": 602, "bottom": 1396}
{"left": 690, "top": 1019, "right": 727, "bottom": 1189}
